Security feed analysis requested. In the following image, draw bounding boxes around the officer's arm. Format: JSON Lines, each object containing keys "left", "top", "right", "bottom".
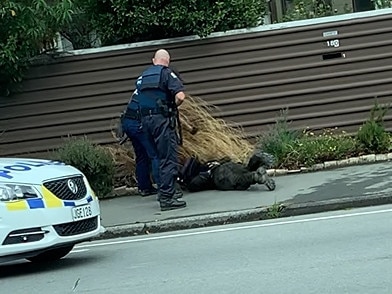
{"left": 166, "top": 69, "right": 186, "bottom": 106}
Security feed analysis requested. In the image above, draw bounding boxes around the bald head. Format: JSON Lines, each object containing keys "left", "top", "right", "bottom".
{"left": 152, "top": 49, "right": 170, "bottom": 66}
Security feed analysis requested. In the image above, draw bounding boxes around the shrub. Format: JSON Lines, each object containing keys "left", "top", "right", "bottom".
{"left": 55, "top": 137, "right": 115, "bottom": 197}
{"left": 283, "top": 128, "right": 359, "bottom": 168}
{"left": 357, "top": 101, "right": 391, "bottom": 154}
{"left": 257, "top": 103, "right": 392, "bottom": 170}
{"left": 257, "top": 108, "right": 300, "bottom": 167}
{"left": 77, "top": 0, "right": 266, "bottom": 46}
{"left": 282, "top": 0, "right": 335, "bottom": 22}
{"left": 0, "top": 0, "right": 76, "bottom": 96}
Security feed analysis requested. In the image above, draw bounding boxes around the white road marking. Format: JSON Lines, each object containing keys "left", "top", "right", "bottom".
{"left": 76, "top": 207, "right": 392, "bottom": 249}
{"left": 70, "top": 249, "right": 90, "bottom": 254}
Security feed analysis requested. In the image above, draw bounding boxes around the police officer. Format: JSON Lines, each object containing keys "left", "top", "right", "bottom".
{"left": 121, "top": 90, "right": 160, "bottom": 197}
{"left": 121, "top": 91, "right": 184, "bottom": 199}
{"left": 123, "top": 49, "right": 187, "bottom": 211}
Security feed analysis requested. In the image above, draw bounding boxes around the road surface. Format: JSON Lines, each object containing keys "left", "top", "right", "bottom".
{"left": 1, "top": 205, "right": 392, "bottom": 294}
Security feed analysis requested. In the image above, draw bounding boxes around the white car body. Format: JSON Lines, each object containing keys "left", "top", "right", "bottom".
{"left": 0, "top": 158, "right": 105, "bottom": 264}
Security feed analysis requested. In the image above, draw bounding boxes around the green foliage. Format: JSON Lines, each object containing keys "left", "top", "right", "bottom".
{"left": 282, "top": 0, "right": 334, "bottom": 22}
{"left": 0, "top": 0, "right": 266, "bottom": 91}
{"left": 258, "top": 104, "right": 392, "bottom": 170}
{"left": 259, "top": 123, "right": 359, "bottom": 169}
{"left": 357, "top": 101, "right": 391, "bottom": 154}
{"left": 0, "top": 0, "right": 75, "bottom": 96}
{"left": 283, "top": 129, "right": 358, "bottom": 168}
{"left": 372, "top": 0, "right": 392, "bottom": 9}
{"left": 266, "top": 202, "right": 284, "bottom": 218}
{"left": 56, "top": 137, "right": 115, "bottom": 197}
{"left": 60, "top": 0, "right": 100, "bottom": 49}
{"left": 78, "top": 0, "right": 266, "bottom": 46}
{"left": 257, "top": 108, "right": 300, "bottom": 166}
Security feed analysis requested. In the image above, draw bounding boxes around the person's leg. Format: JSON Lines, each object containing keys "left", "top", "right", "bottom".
{"left": 233, "top": 172, "right": 254, "bottom": 190}
{"left": 253, "top": 167, "right": 276, "bottom": 191}
{"left": 227, "top": 166, "right": 276, "bottom": 191}
{"left": 211, "top": 162, "right": 252, "bottom": 190}
{"left": 136, "top": 131, "right": 160, "bottom": 189}
{"left": 130, "top": 138, "right": 157, "bottom": 195}
{"left": 122, "top": 118, "right": 155, "bottom": 195}
{"left": 144, "top": 115, "right": 186, "bottom": 210}
{"left": 211, "top": 162, "right": 276, "bottom": 191}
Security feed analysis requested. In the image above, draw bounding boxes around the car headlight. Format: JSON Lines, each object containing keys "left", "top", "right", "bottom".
{"left": 0, "top": 183, "right": 39, "bottom": 202}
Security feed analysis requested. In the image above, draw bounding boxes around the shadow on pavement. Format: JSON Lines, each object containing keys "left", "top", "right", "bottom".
{"left": 0, "top": 254, "right": 104, "bottom": 279}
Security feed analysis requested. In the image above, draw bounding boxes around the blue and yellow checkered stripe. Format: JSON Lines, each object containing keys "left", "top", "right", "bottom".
{"left": 5, "top": 185, "right": 95, "bottom": 211}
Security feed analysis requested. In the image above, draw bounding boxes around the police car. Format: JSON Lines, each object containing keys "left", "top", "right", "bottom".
{"left": 0, "top": 158, "right": 105, "bottom": 264}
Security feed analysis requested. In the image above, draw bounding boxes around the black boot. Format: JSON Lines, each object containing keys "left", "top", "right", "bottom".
{"left": 139, "top": 187, "right": 158, "bottom": 197}
{"left": 253, "top": 167, "right": 276, "bottom": 191}
{"left": 246, "top": 150, "right": 276, "bottom": 171}
{"left": 160, "top": 198, "right": 187, "bottom": 211}
{"left": 174, "top": 182, "right": 184, "bottom": 199}
{"left": 156, "top": 188, "right": 183, "bottom": 201}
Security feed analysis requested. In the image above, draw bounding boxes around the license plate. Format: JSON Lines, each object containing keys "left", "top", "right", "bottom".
{"left": 72, "top": 204, "right": 93, "bottom": 221}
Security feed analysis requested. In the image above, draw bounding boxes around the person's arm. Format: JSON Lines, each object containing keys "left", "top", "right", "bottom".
{"left": 166, "top": 69, "right": 186, "bottom": 106}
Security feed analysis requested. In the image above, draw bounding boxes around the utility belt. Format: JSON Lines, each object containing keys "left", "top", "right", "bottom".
{"left": 123, "top": 108, "right": 167, "bottom": 120}
{"left": 123, "top": 100, "right": 183, "bottom": 146}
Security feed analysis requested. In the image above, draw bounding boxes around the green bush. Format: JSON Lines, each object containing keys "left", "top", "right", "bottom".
{"left": 258, "top": 103, "right": 391, "bottom": 170}
{"left": 55, "top": 137, "right": 115, "bottom": 197}
{"left": 0, "top": 0, "right": 76, "bottom": 96}
{"left": 1, "top": 0, "right": 267, "bottom": 92}
{"left": 282, "top": 0, "right": 334, "bottom": 22}
{"left": 77, "top": 0, "right": 266, "bottom": 46}
{"left": 284, "top": 129, "right": 359, "bottom": 168}
{"left": 357, "top": 101, "right": 391, "bottom": 154}
{"left": 257, "top": 108, "right": 300, "bottom": 167}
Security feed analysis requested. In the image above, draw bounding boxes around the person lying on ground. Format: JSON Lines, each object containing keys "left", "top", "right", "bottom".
{"left": 178, "top": 150, "right": 276, "bottom": 192}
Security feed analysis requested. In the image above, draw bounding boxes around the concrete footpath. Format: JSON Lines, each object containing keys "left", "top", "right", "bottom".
{"left": 96, "top": 160, "right": 392, "bottom": 240}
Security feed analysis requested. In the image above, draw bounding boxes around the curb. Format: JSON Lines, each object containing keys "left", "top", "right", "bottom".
{"left": 93, "top": 192, "right": 392, "bottom": 241}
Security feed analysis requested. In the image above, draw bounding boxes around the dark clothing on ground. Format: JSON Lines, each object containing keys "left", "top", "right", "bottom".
{"left": 211, "top": 161, "right": 256, "bottom": 191}
{"left": 183, "top": 160, "right": 256, "bottom": 192}
{"left": 179, "top": 151, "right": 276, "bottom": 192}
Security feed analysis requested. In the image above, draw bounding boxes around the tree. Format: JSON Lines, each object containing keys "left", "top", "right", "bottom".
{"left": 0, "top": 0, "right": 75, "bottom": 96}
{"left": 1, "top": 0, "right": 267, "bottom": 95}
{"left": 78, "top": 0, "right": 266, "bottom": 46}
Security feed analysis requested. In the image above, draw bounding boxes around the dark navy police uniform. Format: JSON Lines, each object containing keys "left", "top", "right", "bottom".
{"left": 123, "top": 64, "right": 185, "bottom": 209}
{"left": 121, "top": 96, "right": 160, "bottom": 194}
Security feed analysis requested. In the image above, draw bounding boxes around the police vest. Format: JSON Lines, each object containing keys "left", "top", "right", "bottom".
{"left": 135, "top": 65, "right": 170, "bottom": 109}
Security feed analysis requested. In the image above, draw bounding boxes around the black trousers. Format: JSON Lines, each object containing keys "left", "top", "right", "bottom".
{"left": 141, "top": 114, "right": 178, "bottom": 202}
{"left": 211, "top": 162, "right": 255, "bottom": 191}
